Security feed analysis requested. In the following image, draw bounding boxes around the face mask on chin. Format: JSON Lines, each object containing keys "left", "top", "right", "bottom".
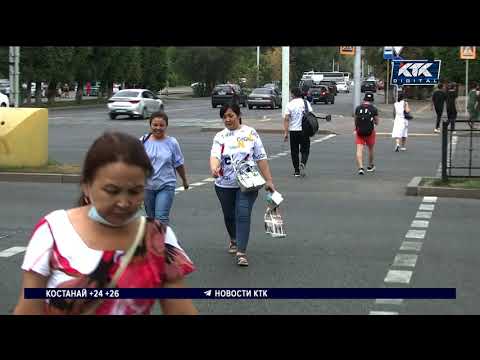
{"left": 86, "top": 196, "right": 142, "bottom": 227}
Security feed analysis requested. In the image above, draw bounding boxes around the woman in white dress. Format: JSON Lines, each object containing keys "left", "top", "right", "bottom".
{"left": 392, "top": 93, "right": 411, "bottom": 151}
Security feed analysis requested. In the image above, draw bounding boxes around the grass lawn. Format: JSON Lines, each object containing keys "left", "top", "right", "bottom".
{"left": 0, "top": 159, "right": 81, "bottom": 174}
{"left": 22, "top": 98, "right": 108, "bottom": 108}
{"left": 422, "top": 177, "right": 480, "bottom": 189}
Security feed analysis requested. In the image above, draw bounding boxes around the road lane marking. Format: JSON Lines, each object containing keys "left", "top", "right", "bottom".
{"left": 400, "top": 241, "right": 423, "bottom": 252}
{"left": 419, "top": 204, "right": 435, "bottom": 211}
{"left": 393, "top": 254, "right": 418, "bottom": 268}
{"left": 369, "top": 311, "right": 399, "bottom": 315}
{"left": 411, "top": 220, "right": 429, "bottom": 228}
{"left": 375, "top": 299, "right": 404, "bottom": 305}
{"left": 259, "top": 119, "right": 271, "bottom": 122}
{"left": 190, "top": 182, "right": 205, "bottom": 187}
{"left": 423, "top": 196, "right": 437, "bottom": 203}
{"left": 384, "top": 270, "right": 413, "bottom": 284}
{"left": 175, "top": 187, "right": 185, "bottom": 192}
{"left": 415, "top": 211, "right": 432, "bottom": 219}
{"left": 0, "top": 246, "right": 27, "bottom": 257}
{"left": 405, "top": 229, "right": 426, "bottom": 239}
{"left": 202, "top": 178, "right": 215, "bottom": 182}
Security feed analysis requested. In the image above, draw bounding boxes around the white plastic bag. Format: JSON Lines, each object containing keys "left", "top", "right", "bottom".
{"left": 264, "top": 207, "right": 286, "bottom": 238}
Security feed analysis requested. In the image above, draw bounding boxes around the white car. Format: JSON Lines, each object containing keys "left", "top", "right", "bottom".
{"left": 107, "top": 89, "right": 164, "bottom": 120}
{"left": 0, "top": 92, "right": 9, "bottom": 107}
{"left": 336, "top": 81, "right": 350, "bottom": 93}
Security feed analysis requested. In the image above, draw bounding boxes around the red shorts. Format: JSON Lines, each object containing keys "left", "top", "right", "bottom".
{"left": 355, "top": 130, "right": 376, "bottom": 147}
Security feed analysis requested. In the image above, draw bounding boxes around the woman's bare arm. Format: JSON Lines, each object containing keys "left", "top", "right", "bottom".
{"left": 159, "top": 279, "right": 198, "bottom": 315}
{"left": 13, "top": 271, "right": 48, "bottom": 315}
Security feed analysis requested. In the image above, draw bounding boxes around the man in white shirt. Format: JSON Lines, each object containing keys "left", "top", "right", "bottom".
{"left": 283, "top": 87, "right": 313, "bottom": 177}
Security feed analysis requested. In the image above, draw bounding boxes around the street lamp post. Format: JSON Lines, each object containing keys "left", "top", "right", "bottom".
{"left": 281, "top": 47, "right": 289, "bottom": 119}
{"left": 257, "top": 46, "right": 260, "bottom": 87}
{"left": 353, "top": 46, "right": 362, "bottom": 115}
{"left": 8, "top": 46, "right": 20, "bottom": 107}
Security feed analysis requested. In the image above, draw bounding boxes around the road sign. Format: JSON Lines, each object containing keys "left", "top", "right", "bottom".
{"left": 384, "top": 47, "right": 393, "bottom": 60}
{"left": 340, "top": 46, "right": 355, "bottom": 56}
{"left": 390, "top": 60, "right": 441, "bottom": 85}
{"left": 460, "top": 46, "right": 476, "bottom": 60}
{"left": 393, "top": 47, "right": 403, "bottom": 56}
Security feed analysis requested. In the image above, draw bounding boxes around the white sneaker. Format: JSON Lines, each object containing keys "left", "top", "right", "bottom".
{"left": 299, "top": 163, "right": 306, "bottom": 177}
{"left": 434, "top": 128, "right": 440, "bottom": 133}
{"left": 395, "top": 145, "right": 400, "bottom": 152}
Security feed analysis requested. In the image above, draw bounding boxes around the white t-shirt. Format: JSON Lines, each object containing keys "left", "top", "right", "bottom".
{"left": 285, "top": 98, "right": 313, "bottom": 131}
{"left": 21, "top": 210, "right": 188, "bottom": 290}
{"left": 210, "top": 125, "right": 267, "bottom": 188}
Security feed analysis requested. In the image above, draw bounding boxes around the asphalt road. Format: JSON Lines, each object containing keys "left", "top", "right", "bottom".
{"left": 0, "top": 94, "right": 478, "bottom": 314}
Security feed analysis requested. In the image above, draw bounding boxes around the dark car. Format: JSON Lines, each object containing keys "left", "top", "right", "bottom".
{"left": 361, "top": 80, "right": 377, "bottom": 93}
{"left": 248, "top": 87, "right": 282, "bottom": 109}
{"left": 211, "top": 84, "right": 247, "bottom": 108}
{"left": 317, "top": 81, "right": 338, "bottom": 96}
{"left": 308, "top": 85, "right": 335, "bottom": 105}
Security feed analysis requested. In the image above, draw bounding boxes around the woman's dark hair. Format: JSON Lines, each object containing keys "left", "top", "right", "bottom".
{"left": 78, "top": 132, "right": 153, "bottom": 206}
{"left": 292, "top": 87, "right": 303, "bottom": 98}
{"left": 149, "top": 111, "right": 169, "bottom": 126}
{"left": 397, "top": 93, "right": 405, "bottom": 101}
{"left": 220, "top": 103, "right": 242, "bottom": 124}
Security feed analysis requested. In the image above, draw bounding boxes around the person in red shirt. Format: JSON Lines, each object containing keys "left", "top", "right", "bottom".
{"left": 354, "top": 93, "right": 380, "bottom": 175}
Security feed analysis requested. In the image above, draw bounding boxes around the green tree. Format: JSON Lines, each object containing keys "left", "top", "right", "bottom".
{"left": 140, "top": 47, "right": 168, "bottom": 92}
{"left": 172, "top": 47, "right": 237, "bottom": 94}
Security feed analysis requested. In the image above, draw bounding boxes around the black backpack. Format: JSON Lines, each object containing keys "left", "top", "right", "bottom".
{"left": 301, "top": 99, "right": 319, "bottom": 137}
{"left": 141, "top": 133, "right": 152, "bottom": 144}
{"left": 356, "top": 104, "right": 375, "bottom": 136}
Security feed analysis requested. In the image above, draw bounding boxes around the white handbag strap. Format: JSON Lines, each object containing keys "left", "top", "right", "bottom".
{"left": 108, "top": 216, "right": 147, "bottom": 288}
{"left": 81, "top": 216, "right": 147, "bottom": 315}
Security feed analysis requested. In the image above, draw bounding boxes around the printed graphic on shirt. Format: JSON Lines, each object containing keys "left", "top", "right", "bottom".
{"left": 211, "top": 126, "right": 267, "bottom": 188}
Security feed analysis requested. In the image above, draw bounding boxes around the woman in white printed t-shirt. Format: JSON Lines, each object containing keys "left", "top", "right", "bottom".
{"left": 210, "top": 103, "right": 276, "bottom": 267}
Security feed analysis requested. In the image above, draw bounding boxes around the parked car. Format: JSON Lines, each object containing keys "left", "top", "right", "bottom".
{"left": 211, "top": 84, "right": 247, "bottom": 108}
{"left": 336, "top": 81, "right": 350, "bottom": 93}
{"left": 0, "top": 79, "right": 10, "bottom": 96}
{"left": 248, "top": 87, "right": 282, "bottom": 109}
{"left": 0, "top": 92, "right": 9, "bottom": 107}
{"left": 107, "top": 89, "right": 163, "bottom": 120}
{"left": 361, "top": 80, "right": 377, "bottom": 93}
{"left": 308, "top": 85, "right": 335, "bottom": 104}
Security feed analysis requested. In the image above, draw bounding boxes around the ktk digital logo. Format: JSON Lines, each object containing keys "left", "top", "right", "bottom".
{"left": 391, "top": 60, "right": 441, "bottom": 85}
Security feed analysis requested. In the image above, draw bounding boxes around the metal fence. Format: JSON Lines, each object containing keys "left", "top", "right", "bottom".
{"left": 442, "top": 119, "right": 480, "bottom": 180}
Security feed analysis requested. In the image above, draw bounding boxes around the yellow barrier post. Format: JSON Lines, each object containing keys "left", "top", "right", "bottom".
{"left": 0, "top": 108, "right": 48, "bottom": 167}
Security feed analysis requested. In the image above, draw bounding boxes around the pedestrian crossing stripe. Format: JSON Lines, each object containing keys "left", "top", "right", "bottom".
{"left": 0, "top": 246, "right": 27, "bottom": 257}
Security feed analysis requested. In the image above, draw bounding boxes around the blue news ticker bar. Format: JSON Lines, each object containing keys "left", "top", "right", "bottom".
{"left": 25, "top": 288, "right": 456, "bottom": 300}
